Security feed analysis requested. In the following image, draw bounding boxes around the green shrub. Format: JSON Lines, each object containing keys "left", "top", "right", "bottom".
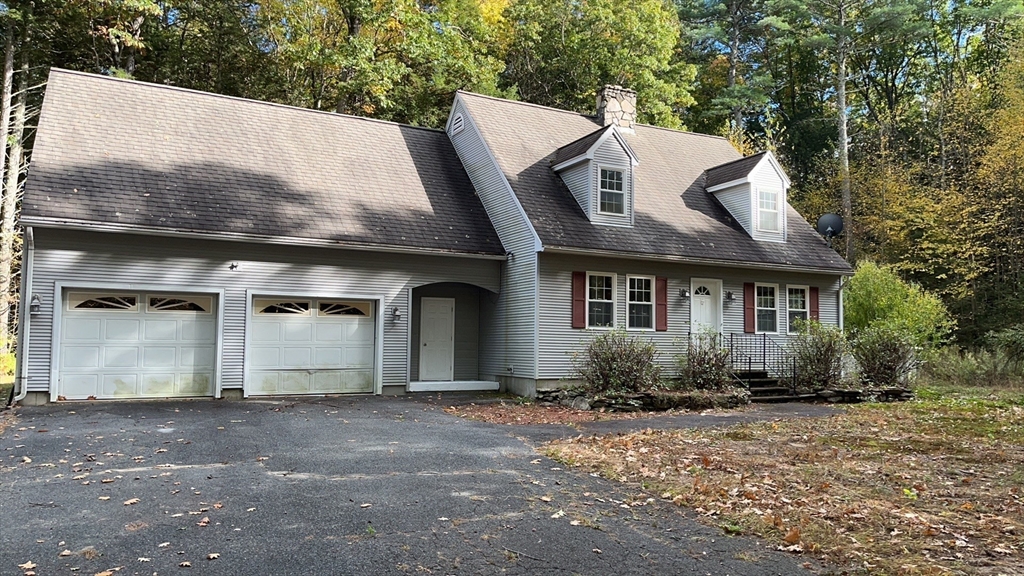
{"left": 987, "top": 324, "right": 1024, "bottom": 369}
{"left": 921, "top": 346, "right": 1024, "bottom": 388}
{"left": 852, "top": 326, "right": 919, "bottom": 387}
{"left": 844, "top": 261, "right": 954, "bottom": 348}
{"left": 789, "top": 320, "right": 848, "bottom": 391}
{"left": 0, "top": 338, "right": 14, "bottom": 379}
{"left": 571, "top": 329, "right": 662, "bottom": 393}
{"left": 676, "top": 332, "right": 735, "bottom": 391}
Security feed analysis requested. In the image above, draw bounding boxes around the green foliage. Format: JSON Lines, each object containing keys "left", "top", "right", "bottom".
{"left": 788, "top": 320, "right": 848, "bottom": 391}
{"left": 572, "top": 329, "right": 662, "bottom": 394}
{"left": 987, "top": 325, "right": 1024, "bottom": 369}
{"left": 844, "top": 261, "right": 954, "bottom": 348}
{"left": 675, "top": 332, "right": 735, "bottom": 391}
{"left": 502, "top": 0, "right": 695, "bottom": 128}
{"left": 921, "top": 346, "right": 1024, "bottom": 390}
{"left": 0, "top": 344, "right": 14, "bottom": 378}
{"left": 852, "top": 325, "right": 919, "bottom": 387}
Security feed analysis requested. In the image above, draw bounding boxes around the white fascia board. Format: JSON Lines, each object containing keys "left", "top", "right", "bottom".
{"left": 706, "top": 177, "right": 750, "bottom": 193}
{"left": 551, "top": 155, "right": 589, "bottom": 172}
{"left": 21, "top": 216, "right": 508, "bottom": 261}
{"left": 590, "top": 126, "right": 639, "bottom": 166}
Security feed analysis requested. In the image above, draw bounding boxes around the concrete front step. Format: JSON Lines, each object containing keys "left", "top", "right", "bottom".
{"left": 748, "top": 386, "right": 793, "bottom": 396}
{"left": 751, "top": 393, "right": 818, "bottom": 404}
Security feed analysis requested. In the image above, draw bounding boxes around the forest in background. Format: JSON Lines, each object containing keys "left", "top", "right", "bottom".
{"left": 0, "top": 0, "right": 1022, "bottom": 346}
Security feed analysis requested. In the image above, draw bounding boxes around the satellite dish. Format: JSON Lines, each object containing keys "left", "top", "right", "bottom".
{"left": 816, "top": 213, "right": 844, "bottom": 239}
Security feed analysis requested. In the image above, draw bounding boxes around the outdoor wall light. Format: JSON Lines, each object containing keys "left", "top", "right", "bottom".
{"left": 391, "top": 306, "right": 401, "bottom": 321}
{"left": 724, "top": 291, "right": 736, "bottom": 302}
{"left": 29, "top": 294, "right": 42, "bottom": 315}
{"left": 678, "top": 288, "right": 690, "bottom": 299}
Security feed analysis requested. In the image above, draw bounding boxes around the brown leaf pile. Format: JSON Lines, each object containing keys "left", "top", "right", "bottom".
{"left": 547, "top": 398, "right": 1024, "bottom": 575}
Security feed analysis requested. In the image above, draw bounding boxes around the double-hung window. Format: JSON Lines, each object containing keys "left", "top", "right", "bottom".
{"left": 627, "top": 276, "right": 653, "bottom": 330}
{"left": 755, "top": 284, "right": 778, "bottom": 333}
{"left": 758, "top": 187, "right": 779, "bottom": 232}
{"left": 599, "top": 168, "right": 625, "bottom": 214}
{"left": 787, "top": 286, "right": 808, "bottom": 333}
{"left": 587, "top": 273, "right": 615, "bottom": 328}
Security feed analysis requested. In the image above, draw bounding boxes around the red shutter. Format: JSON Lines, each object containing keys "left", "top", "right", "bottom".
{"left": 743, "top": 282, "right": 756, "bottom": 333}
{"left": 572, "top": 271, "right": 586, "bottom": 329}
{"left": 809, "top": 286, "right": 820, "bottom": 321}
{"left": 655, "top": 277, "right": 668, "bottom": 331}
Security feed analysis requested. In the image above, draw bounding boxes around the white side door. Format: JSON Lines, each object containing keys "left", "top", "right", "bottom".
{"left": 419, "top": 297, "right": 454, "bottom": 381}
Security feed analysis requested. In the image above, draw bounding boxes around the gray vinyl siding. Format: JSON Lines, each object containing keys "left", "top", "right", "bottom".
{"left": 750, "top": 162, "right": 787, "bottom": 242}
{"left": 713, "top": 184, "right": 753, "bottom": 236}
{"left": 559, "top": 162, "right": 591, "bottom": 217}
{"left": 537, "top": 253, "right": 841, "bottom": 379}
{"left": 25, "top": 229, "right": 500, "bottom": 393}
{"left": 409, "top": 283, "right": 480, "bottom": 381}
{"left": 590, "top": 139, "right": 633, "bottom": 227}
{"left": 448, "top": 97, "right": 540, "bottom": 380}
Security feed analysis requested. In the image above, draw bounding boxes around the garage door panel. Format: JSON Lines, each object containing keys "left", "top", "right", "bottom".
{"left": 280, "top": 372, "right": 311, "bottom": 393}
{"left": 178, "top": 373, "right": 212, "bottom": 395}
{"left": 63, "top": 374, "right": 100, "bottom": 397}
{"left": 249, "top": 298, "right": 376, "bottom": 395}
{"left": 65, "top": 319, "right": 102, "bottom": 340}
{"left": 141, "top": 373, "right": 175, "bottom": 395}
{"left": 283, "top": 323, "right": 313, "bottom": 342}
{"left": 314, "top": 347, "right": 343, "bottom": 366}
{"left": 282, "top": 347, "right": 312, "bottom": 367}
{"left": 105, "top": 319, "right": 140, "bottom": 341}
{"left": 250, "top": 347, "right": 280, "bottom": 367}
{"left": 315, "top": 323, "right": 343, "bottom": 342}
{"left": 145, "top": 320, "right": 179, "bottom": 341}
{"left": 59, "top": 292, "right": 217, "bottom": 400}
{"left": 252, "top": 323, "right": 280, "bottom": 343}
{"left": 63, "top": 346, "right": 101, "bottom": 368}
{"left": 102, "top": 374, "right": 139, "bottom": 396}
{"left": 103, "top": 347, "right": 140, "bottom": 368}
{"left": 180, "top": 346, "right": 214, "bottom": 368}
{"left": 182, "top": 320, "right": 216, "bottom": 342}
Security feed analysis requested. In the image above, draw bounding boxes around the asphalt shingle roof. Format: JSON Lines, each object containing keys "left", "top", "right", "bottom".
{"left": 705, "top": 152, "right": 768, "bottom": 188}
{"left": 552, "top": 126, "right": 608, "bottom": 165}
{"left": 457, "top": 92, "right": 851, "bottom": 272}
{"left": 23, "top": 69, "right": 504, "bottom": 256}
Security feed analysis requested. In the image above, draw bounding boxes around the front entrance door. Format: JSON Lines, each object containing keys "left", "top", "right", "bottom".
{"left": 690, "top": 279, "right": 722, "bottom": 334}
{"left": 419, "top": 297, "right": 455, "bottom": 381}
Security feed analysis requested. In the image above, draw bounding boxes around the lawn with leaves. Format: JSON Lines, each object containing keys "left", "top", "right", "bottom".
{"left": 546, "top": 385, "right": 1023, "bottom": 575}
{"left": 445, "top": 399, "right": 753, "bottom": 426}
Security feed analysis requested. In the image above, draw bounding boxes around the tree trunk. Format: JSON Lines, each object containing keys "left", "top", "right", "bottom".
{"left": 0, "top": 20, "right": 29, "bottom": 348}
{"left": 0, "top": 25, "right": 12, "bottom": 351}
{"left": 728, "top": 0, "right": 743, "bottom": 147}
{"left": 836, "top": 2, "right": 853, "bottom": 261}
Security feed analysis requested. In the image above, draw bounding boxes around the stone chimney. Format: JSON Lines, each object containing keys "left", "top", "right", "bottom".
{"left": 596, "top": 85, "right": 637, "bottom": 131}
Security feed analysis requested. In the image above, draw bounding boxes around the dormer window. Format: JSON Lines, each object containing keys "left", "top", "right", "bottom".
{"left": 758, "top": 187, "right": 779, "bottom": 232}
{"left": 599, "top": 168, "right": 625, "bottom": 214}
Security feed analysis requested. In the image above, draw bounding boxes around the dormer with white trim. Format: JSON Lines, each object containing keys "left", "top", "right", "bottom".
{"left": 552, "top": 124, "right": 639, "bottom": 227}
{"left": 705, "top": 151, "right": 791, "bottom": 243}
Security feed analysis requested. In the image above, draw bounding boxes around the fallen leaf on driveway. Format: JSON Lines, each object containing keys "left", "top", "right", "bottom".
{"left": 179, "top": 561, "right": 191, "bottom": 567}
{"left": 539, "top": 496, "right": 552, "bottom": 502}
{"left": 570, "top": 520, "right": 582, "bottom": 526}
{"left": 59, "top": 550, "right": 72, "bottom": 557}
{"left": 19, "top": 561, "right": 36, "bottom": 570}
{"left": 360, "top": 503, "right": 371, "bottom": 508}
{"left": 157, "top": 542, "right": 170, "bottom": 548}
{"left": 123, "top": 498, "right": 140, "bottom": 506}
{"left": 550, "top": 510, "right": 565, "bottom": 519}
{"left": 98, "top": 497, "right": 110, "bottom": 501}
{"left": 207, "top": 553, "right": 220, "bottom": 560}
{"left": 592, "top": 548, "right": 602, "bottom": 554}
{"left": 196, "top": 517, "right": 210, "bottom": 527}
{"left": 246, "top": 508, "right": 256, "bottom": 512}
{"left": 138, "top": 558, "right": 151, "bottom": 562}
{"left": 21, "top": 456, "right": 31, "bottom": 464}
{"left": 101, "top": 479, "right": 115, "bottom": 484}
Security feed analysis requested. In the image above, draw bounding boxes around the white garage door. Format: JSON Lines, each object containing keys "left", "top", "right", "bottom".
{"left": 248, "top": 298, "right": 375, "bottom": 395}
{"left": 59, "top": 292, "right": 217, "bottom": 400}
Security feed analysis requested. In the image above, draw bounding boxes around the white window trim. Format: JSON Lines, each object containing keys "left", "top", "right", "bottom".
{"left": 626, "top": 275, "right": 656, "bottom": 331}
{"left": 755, "top": 185, "right": 781, "bottom": 233}
{"left": 786, "top": 285, "right": 809, "bottom": 334}
{"left": 596, "top": 164, "right": 628, "bottom": 216}
{"left": 586, "top": 271, "right": 617, "bottom": 329}
{"left": 754, "top": 282, "right": 780, "bottom": 334}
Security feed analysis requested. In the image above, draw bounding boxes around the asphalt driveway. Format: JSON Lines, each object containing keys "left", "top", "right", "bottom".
{"left": 1, "top": 396, "right": 828, "bottom": 575}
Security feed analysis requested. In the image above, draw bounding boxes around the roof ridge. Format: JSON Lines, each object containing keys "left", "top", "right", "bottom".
{"left": 456, "top": 89, "right": 732, "bottom": 142}
{"left": 48, "top": 68, "right": 448, "bottom": 134}
{"left": 706, "top": 150, "right": 768, "bottom": 172}
{"left": 554, "top": 125, "right": 609, "bottom": 152}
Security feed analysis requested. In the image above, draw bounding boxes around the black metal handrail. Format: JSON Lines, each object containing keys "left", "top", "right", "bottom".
{"left": 683, "top": 332, "right": 798, "bottom": 394}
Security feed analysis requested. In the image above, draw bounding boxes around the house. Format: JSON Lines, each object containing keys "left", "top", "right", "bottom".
{"left": 12, "top": 70, "right": 851, "bottom": 404}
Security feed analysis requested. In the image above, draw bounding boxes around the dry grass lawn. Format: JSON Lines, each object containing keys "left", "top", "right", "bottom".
{"left": 445, "top": 399, "right": 751, "bottom": 425}
{"left": 546, "top": 385, "right": 1024, "bottom": 575}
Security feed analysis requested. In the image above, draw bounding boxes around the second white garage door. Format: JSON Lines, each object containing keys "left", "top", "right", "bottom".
{"left": 248, "top": 298, "right": 375, "bottom": 395}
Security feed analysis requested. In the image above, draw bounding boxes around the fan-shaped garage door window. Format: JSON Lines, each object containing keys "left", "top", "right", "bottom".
{"left": 318, "top": 301, "right": 371, "bottom": 316}
{"left": 67, "top": 293, "right": 139, "bottom": 311}
{"left": 148, "top": 295, "right": 213, "bottom": 313}
{"left": 254, "top": 300, "right": 311, "bottom": 315}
